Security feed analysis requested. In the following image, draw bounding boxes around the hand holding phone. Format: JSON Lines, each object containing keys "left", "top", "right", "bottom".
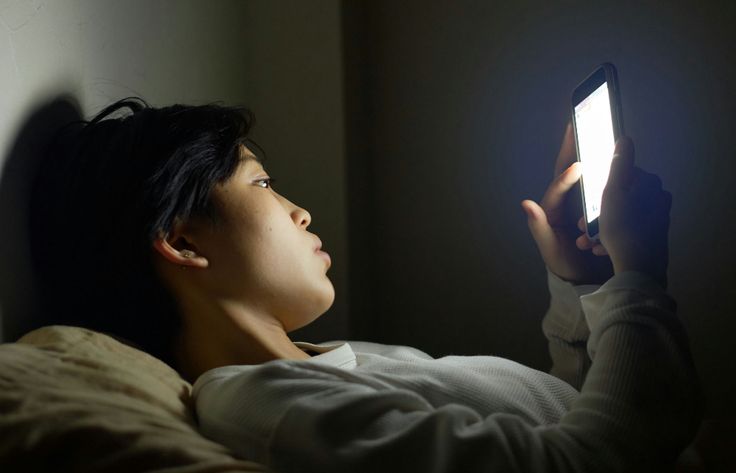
{"left": 521, "top": 124, "right": 613, "bottom": 285}
{"left": 524, "top": 63, "right": 670, "bottom": 286}
{"left": 571, "top": 64, "right": 671, "bottom": 285}
{"left": 597, "top": 137, "right": 672, "bottom": 286}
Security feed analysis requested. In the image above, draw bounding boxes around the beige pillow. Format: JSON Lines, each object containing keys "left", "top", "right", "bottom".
{"left": 0, "top": 325, "right": 267, "bottom": 472}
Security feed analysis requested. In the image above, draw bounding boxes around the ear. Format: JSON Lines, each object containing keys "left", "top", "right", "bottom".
{"left": 152, "top": 221, "right": 209, "bottom": 269}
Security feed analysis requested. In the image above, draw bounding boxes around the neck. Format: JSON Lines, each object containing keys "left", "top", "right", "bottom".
{"left": 174, "top": 292, "right": 310, "bottom": 381}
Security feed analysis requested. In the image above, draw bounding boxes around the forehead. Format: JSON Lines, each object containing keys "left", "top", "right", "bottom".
{"left": 238, "top": 144, "right": 264, "bottom": 170}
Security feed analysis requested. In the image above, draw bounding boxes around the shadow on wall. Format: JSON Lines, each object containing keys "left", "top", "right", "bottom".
{"left": 0, "top": 96, "right": 82, "bottom": 342}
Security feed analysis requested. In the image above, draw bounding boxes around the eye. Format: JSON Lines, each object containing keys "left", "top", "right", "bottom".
{"left": 255, "top": 178, "right": 277, "bottom": 189}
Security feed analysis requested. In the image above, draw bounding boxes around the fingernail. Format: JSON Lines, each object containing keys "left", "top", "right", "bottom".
{"left": 521, "top": 202, "right": 533, "bottom": 218}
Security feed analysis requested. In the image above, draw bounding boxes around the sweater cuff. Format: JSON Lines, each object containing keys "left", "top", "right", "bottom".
{"left": 580, "top": 271, "right": 677, "bottom": 358}
{"left": 543, "top": 269, "right": 599, "bottom": 342}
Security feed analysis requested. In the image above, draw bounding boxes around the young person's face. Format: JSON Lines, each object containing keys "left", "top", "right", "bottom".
{"left": 190, "top": 146, "right": 334, "bottom": 331}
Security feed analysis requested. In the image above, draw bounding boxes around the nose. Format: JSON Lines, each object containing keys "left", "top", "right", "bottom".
{"left": 280, "top": 194, "right": 311, "bottom": 228}
{"left": 293, "top": 206, "right": 311, "bottom": 228}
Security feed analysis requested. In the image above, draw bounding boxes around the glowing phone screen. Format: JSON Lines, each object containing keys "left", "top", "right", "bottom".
{"left": 574, "top": 82, "right": 616, "bottom": 224}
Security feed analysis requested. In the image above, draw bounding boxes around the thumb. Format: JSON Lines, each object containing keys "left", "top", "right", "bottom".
{"left": 607, "top": 136, "right": 635, "bottom": 190}
{"left": 521, "top": 200, "right": 556, "bottom": 256}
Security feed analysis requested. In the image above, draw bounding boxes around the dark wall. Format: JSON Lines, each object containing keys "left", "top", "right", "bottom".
{"left": 345, "top": 0, "right": 736, "bottom": 418}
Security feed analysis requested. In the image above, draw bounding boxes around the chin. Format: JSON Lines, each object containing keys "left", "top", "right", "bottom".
{"left": 314, "top": 275, "right": 336, "bottom": 311}
{"left": 286, "top": 283, "right": 335, "bottom": 332}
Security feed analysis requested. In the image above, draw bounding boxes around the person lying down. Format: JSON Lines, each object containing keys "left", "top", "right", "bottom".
{"left": 32, "top": 98, "right": 701, "bottom": 473}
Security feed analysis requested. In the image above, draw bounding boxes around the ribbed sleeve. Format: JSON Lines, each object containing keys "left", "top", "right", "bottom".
{"left": 542, "top": 269, "right": 599, "bottom": 389}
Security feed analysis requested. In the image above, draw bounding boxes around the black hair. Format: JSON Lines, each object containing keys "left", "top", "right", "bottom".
{"left": 30, "top": 97, "right": 257, "bottom": 368}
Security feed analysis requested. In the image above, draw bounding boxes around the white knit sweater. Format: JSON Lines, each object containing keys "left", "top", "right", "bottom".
{"left": 193, "top": 271, "right": 700, "bottom": 473}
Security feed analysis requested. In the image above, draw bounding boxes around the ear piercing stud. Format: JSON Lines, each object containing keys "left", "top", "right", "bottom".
{"left": 181, "top": 250, "right": 195, "bottom": 258}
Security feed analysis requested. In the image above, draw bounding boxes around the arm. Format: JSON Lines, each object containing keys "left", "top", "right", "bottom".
{"left": 194, "top": 279, "right": 700, "bottom": 473}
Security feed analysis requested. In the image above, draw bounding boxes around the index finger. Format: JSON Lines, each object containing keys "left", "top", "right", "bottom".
{"left": 541, "top": 161, "right": 582, "bottom": 212}
{"left": 553, "top": 122, "right": 577, "bottom": 178}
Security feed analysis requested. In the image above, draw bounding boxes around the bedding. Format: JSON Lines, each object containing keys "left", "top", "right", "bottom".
{"left": 0, "top": 325, "right": 721, "bottom": 472}
{"left": 0, "top": 325, "right": 267, "bottom": 472}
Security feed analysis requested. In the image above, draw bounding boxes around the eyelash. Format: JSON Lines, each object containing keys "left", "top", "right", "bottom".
{"left": 255, "top": 178, "right": 277, "bottom": 189}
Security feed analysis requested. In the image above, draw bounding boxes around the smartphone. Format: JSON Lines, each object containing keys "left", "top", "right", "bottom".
{"left": 571, "top": 63, "right": 624, "bottom": 241}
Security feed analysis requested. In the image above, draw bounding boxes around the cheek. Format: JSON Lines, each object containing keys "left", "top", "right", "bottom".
{"left": 208, "top": 197, "right": 307, "bottom": 280}
{"left": 229, "top": 215, "right": 298, "bottom": 276}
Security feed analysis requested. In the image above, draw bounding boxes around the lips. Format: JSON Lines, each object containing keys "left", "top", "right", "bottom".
{"left": 316, "top": 248, "right": 331, "bottom": 268}
{"left": 312, "top": 236, "right": 331, "bottom": 268}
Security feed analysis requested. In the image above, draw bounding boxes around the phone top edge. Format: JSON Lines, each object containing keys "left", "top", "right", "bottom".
{"left": 571, "top": 63, "right": 618, "bottom": 107}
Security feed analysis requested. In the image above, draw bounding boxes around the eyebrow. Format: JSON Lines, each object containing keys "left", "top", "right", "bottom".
{"left": 239, "top": 153, "right": 267, "bottom": 177}
{"left": 241, "top": 154, "right": 262, "bottom": 164}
